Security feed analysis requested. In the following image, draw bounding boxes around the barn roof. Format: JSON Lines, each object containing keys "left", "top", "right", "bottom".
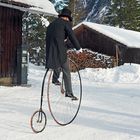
{"left": 74, "top": 22, "right": 140, "bottom": 49}
{"left": 0, "top": 0, "right": 57, "bottom": 16}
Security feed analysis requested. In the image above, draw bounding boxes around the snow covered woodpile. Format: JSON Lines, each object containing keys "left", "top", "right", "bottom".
{"left": 67, "top": 49, "right": 116, "bottom": 71}
{"left": 72, "top": 22, "right": 140, "bottom": 66}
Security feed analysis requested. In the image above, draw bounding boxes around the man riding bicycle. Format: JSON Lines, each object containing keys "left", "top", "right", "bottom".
{"left": 45, "top": 8, "right": 82, "bottom": 100}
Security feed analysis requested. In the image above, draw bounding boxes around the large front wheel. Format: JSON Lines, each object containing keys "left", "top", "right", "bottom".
{"left": 47, "top": 59, "right": 82, "bottom": 126}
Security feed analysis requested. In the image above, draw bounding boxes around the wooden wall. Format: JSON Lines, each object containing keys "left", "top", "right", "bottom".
{"left": 0, "top": 6, "right": 23, "bottom": 85}
{"left": 74, "top": 24, "right": 140, "bottom": 65}
{"left": 74, "top": 24, "right": 121, "bottom": 57}
{"left": 125, "top": 48, "right": 140, "bottom": 64}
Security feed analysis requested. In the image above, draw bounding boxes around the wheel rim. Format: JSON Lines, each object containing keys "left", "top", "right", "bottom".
{"left": 47, "top": 59, "right": 82, "bottom": 125}
{"left": 30, "top": 110, "right": 47, "bottom": 133}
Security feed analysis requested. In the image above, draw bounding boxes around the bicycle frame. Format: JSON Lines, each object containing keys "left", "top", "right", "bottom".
{"left": 39, "top": 68, "right": 49, "bottom": 111}
{"left": 30, "top": 58, "right": 82, "bottom": 133}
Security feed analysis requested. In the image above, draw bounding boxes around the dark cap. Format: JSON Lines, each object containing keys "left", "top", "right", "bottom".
{"left": 58, "top": 8, "right": 72, "bottom": 21}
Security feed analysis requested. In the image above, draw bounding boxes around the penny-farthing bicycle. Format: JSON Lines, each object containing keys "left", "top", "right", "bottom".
{"left": 30, "top": 58, "right": 82, "bottom": 133}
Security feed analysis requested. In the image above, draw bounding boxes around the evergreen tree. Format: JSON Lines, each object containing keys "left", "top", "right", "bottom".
{"left": 68, "top": 0, "right": 86, "bottom": 26}
{"left": 22, "top": 13, "right": 48, "bottom": 65}
{"left": 49, "top": 0, "right": 69, "bottom": 12}
{"left": 103, "top": 0, "right": 140, "bottom": 31}
{"left": 123, "top": 0, "right": 140, "bottom": 31}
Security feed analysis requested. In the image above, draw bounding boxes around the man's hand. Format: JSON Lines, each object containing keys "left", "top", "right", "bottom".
{"left": 76, "top": 48, "right": 83, "bottom": 54}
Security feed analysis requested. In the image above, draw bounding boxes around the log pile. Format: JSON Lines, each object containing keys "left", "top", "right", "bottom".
{"left": 67, "top": 49, "right": 116, "bottom": 71}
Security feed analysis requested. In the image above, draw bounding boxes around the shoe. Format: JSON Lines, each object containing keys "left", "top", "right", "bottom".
{"left": 65, "top": 92, "right": 78, "bottom": 100}
{"left": 71, "top": 95, "right": 78, "bottom": 101}
{"left": 52, "top": 80, "right": 61, "bottom": 85}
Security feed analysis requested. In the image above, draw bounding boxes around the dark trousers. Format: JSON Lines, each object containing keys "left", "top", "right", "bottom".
{"left": 53, "top": 59, "right": 72, "bottom": 93}
{"left": 52, "top": 69, "right": 61, "bottom": 82}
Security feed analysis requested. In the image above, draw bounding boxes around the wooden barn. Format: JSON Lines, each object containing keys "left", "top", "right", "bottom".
{"left": 72, "top": 22, "right": 140, "bottom": 66}
{"left": 0, "top": 0, "right": 57, "bottom": 86}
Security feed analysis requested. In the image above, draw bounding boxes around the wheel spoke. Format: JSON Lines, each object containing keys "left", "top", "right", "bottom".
{"left": 30, "top": 110, "right": 47, "bottom": 133}
{"left": 47, "top": 59, "right": 82, "bottom": 125}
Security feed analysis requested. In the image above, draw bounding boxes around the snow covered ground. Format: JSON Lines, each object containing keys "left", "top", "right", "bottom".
{"left": 0, "top": 63, "right": 140, "bottom": 140}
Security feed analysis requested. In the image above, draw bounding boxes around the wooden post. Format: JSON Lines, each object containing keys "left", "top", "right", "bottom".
{"left": 115, "top": 45, "right": 119, "bottom": 66}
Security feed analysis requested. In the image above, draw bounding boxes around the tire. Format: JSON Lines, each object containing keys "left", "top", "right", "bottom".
{"left": 47, "top": 59, "right": 82, "bottom": 125}
{"left": 30, "top": 110, "right": 47, "bottom": 133}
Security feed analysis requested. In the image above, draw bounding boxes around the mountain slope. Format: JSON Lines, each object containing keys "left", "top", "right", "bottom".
{"left": 79, "top": 0, "right": 111, "bottom": 23}
{"left": 50, "top": 0, "right": 111, "bottom": 23}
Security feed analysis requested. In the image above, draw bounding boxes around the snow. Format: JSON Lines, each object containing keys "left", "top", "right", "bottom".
{"left": 41, "top": 16, "right": 49, "bottom": 27}
{"left": 75, "top": 22, "right": 140, "bottom": 49}
{"left": 10, "top": 0, "right": 58, "bottom": 16}
{"left": 1, "top": 63, "right": 140, "bottom": 140}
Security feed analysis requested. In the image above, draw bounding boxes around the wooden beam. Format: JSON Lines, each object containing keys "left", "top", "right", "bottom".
{"left": 0, "top": 2, "right": 57, "bottom": 16}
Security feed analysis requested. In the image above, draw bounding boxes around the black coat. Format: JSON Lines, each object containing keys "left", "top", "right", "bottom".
{"left": 45, "top": 18, "right": 81, "bottom": 69}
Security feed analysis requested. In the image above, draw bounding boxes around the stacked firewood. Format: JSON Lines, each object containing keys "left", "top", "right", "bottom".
{"left": 67, "top": 49, "right": 116, "bottom": 71}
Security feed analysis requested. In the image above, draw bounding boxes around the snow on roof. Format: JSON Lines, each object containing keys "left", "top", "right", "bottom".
{"left": 2, "top": 0, "right": 58, "bottom": 16}
{"left": 75, "top": 22, "right": 140, "bottom": 49}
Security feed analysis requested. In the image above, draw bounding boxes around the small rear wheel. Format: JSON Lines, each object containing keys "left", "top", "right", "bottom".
{"left": 30, "top": 110, "right": 47, "bottom": 133}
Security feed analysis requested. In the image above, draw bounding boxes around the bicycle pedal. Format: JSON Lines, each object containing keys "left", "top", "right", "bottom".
{"left": 71, "top": 97, "right": 78, "bottom": 101}
{"left": 60, "top": 87, "right": 65, "bottom": 94}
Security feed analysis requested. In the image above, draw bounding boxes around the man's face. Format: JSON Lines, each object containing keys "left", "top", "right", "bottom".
{"left": 61, "top": 16, "right": 69, "bottom": 21}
